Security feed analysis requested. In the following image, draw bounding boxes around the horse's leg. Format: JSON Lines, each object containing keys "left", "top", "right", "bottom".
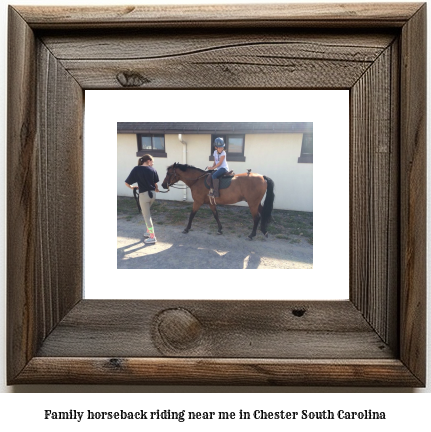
{"left": 183, "top": 201, "right": 202, "bottom": 234}
{"left": 247, "top": 204, "right": 261, "bottom": 240}
{"left": 258, "top": 203, "right": 264, "bottom": 233}
{"left": 209, "top": 203, "right": 223, "bottom": 235}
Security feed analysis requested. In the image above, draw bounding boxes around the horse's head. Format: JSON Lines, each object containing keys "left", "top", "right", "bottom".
{"left": 161, "top": 163, "right": 180, "bottom": 189}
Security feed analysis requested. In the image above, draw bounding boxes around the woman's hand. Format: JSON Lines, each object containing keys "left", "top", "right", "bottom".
{"left": 125, "top": 182, "right": 138, "bottom": 190}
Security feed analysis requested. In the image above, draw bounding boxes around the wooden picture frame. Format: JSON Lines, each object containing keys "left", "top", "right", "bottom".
{"left": 7, "top": 3, "right": 426, "bottom": 386}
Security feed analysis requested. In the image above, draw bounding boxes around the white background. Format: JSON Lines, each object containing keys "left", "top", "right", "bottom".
{"left": 1, "top": 0, "right": 430, "bottom": 427}
{"left": 85, "top": 90, "right": 349, "bottom": 300}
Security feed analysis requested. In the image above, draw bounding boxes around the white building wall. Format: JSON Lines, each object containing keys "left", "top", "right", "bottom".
{"left": 117, "top": 134, "right": 138, "bottom": 198}
{"left": 244, "top": 133, "right": 313, "bottom": 212}
{"left": 118, "top": 133, "right": 313, "bottom": 212}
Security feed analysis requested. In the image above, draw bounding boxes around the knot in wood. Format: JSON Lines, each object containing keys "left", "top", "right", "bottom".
{"left": 155, "top": 308, "right": 203, "bottom": 351}
{"left": 292, "top": 308, "right": 306, "bottom": 317}
{"left": 116, "top": 71, "right": 150, "bottom": 87}
{"left": 108, "top": 358, "right": 123, "bottom": 369}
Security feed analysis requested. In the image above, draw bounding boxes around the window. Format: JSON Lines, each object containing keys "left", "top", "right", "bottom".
{"left": 136, "top": 134, "right": 167, "bottom": 157}
{"left": 209, "top": 134, "right": 246, "bottom": 162}
{"left": 298, "top": 133, "right": 313, "bottom": 163}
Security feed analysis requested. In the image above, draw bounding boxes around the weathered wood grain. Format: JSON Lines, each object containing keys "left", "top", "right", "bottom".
{"left": 387, "top": 38, "right": 401, "bottom": 352}
{"left": 16, "top": 3, "right": 423, "bottom": 29}
{"left": 7, "top": 3, "right": 426, "bottom": 386}
{"left": 36, "top": 300, "right": 394, "bottom": 359}
{"left": 60, "top": 58, "right": 372, "bottom": 89}
{"left": 7, "top": 6, "right": 83, "bottom": 382}
{"left": 399, "top": 3, "right": 427, "bottom": 385}
{"left": 35, "top": 40, "right": 83, "bottom": 335}
{"left": 350, "top": 45, "right": 398, "bottom": 346}
{"left": 41, "top": 31, "right": 395, "bottom": 60}
{"left": 40, "top": 31, "right": 395, "bottom": 89}
{"left": 59, "top": 48, "right": 382, "bottom": 89}
{"left": 7, "top": 6, "right": 38, "bottom": 382}
{"left": 15, "top": 358, "right": 423, "bottom": 387}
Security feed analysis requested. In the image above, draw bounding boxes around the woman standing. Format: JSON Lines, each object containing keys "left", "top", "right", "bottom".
{"left": 207, "top": 137, "right": 229, "bottom": 198}
{"left": 124, "top": 154, "right": 159, "bottom": 244}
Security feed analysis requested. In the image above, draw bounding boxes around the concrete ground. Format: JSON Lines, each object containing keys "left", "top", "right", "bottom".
{"left": 117, "top": 217, "right": 313, "bottom": 270}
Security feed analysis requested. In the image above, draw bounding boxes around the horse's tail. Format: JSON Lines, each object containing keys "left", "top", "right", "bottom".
{"left": 261, "top": 176, "right": 275, "bottom": 234}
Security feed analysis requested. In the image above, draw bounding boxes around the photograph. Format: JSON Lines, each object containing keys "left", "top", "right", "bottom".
{"left": 117, "top": 122, "right": 313, "bottom": 270}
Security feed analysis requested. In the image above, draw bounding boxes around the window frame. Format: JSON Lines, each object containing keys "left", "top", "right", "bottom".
{"left": 298, "top": 132, "right": 313, "bottom": 163}
{"left": 136, "top": 133, "right": 167, "bottom": 158}
{"left": 209, "top": 134, "right": 246, "bottom": 162}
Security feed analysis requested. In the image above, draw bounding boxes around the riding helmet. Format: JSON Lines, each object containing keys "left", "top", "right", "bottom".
{"left": 214, "top": 137, "right": 225, "bottom": 148}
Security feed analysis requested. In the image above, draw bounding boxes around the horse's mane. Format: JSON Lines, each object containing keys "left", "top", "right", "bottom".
{"left": 169, "top": 163, "right": 206, "bottom": 173}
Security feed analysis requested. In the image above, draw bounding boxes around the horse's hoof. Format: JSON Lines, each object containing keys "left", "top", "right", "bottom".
{"left": 217, "top": 231, "right": 223, "bottom": 235}
{"left": 247, "top": 236, "right": 253, "bottom": 241}
{"left": 182, "top": 229, "right": 189, "bottom": 234}
{"left": 264, "top": 232, "right": 268, "bottom": 238}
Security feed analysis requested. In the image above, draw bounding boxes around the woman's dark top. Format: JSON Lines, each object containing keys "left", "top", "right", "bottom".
{"left": 125, "top": 166, "right": 159, "bottom": 193}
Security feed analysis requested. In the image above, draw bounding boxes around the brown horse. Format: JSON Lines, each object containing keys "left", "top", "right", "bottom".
{"left": 161, "top": 163, "right": 275, "bottom": 240}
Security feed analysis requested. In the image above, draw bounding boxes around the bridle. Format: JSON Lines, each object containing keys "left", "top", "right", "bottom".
{"left": 165, "top": 167, "right": 208, "bottom": 191}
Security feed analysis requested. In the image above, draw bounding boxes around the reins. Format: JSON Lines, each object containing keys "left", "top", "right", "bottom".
{"left": 159, "top": 184, "right": 187, "bottom": 192}
{"left": 165, "top": 167, "right": 209, "bottom": 192}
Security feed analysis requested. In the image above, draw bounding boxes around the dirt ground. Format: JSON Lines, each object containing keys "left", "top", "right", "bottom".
{"left": 117, "top": 198, "right": 313, "bottom": 269}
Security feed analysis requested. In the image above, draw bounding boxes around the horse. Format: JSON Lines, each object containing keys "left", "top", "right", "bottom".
{"left": 161, "top": 163, "right": 275, "bottom": 240}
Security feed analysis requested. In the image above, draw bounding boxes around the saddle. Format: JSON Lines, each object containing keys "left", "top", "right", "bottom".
{"left": 204, "top": 171, "right": 235, "bottom": 190}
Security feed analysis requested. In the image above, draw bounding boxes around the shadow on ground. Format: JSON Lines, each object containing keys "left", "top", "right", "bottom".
{"left": 117, "top": 217, "right": 312, "bottom": 270}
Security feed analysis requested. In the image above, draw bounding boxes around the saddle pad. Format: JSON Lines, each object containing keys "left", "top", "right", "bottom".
{"left": 204, "top": 174, "right": 234, "bottom": 190}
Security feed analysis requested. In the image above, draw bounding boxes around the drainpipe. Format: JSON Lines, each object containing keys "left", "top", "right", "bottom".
{"left": 178, "top": 134, "right": 187, "bottom": 201}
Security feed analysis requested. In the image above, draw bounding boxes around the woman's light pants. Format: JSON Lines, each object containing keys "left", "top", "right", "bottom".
{"left": 139, "top": 192, "right": 156, "bottom": 235}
